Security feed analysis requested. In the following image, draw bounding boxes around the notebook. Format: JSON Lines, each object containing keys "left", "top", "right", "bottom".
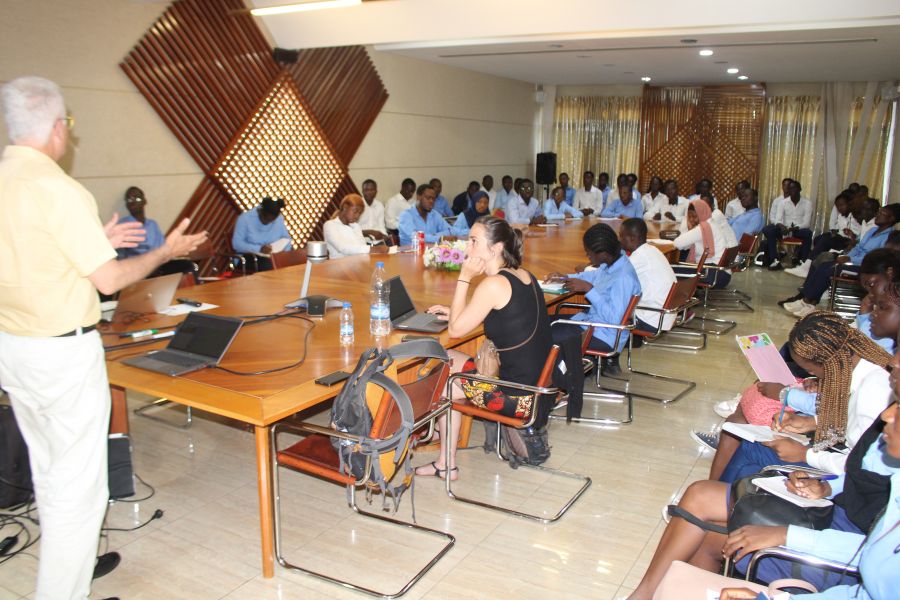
{"left": 122, "top": 312, "right": 243, "bottom": 376}
{"left": 104, "top": 273, "right": 182, "bottom": 321}
{"left": 736, "top": 333, "right": 797, "bottom": 386}
{"left": 389, "top": 276, "right": 448, "bottom": 333}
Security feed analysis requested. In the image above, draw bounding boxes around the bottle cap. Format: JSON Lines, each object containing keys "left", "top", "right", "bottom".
{"left": 376, "top": 261, "right": 384, "bottom": 268}
{"left": 343, "top": 302, "right": 351, "bottom": 308}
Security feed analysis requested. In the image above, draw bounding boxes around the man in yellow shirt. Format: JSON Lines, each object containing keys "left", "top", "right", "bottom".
{"left": 0, "top": 76, "right": 206, "bottom": 600}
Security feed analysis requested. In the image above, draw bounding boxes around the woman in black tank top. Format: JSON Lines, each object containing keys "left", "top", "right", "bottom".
{"left": 414, "top": 216, "right": 552, "bottom": 481}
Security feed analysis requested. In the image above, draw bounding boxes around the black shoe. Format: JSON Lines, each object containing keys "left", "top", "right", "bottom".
{"left": 601, "top": 356, "right": 621, "bottom": 376}
{"left": 631, "top": 335, "right": 644, "bottom": 349}
{"left": 93, "top": 552, "right": 120, "bottom": 580}
{"left": 777, "top": 293, "right": 804, "bottom": 307}
{"left": 768, "top": 262, "right": 784, "bottom": 271}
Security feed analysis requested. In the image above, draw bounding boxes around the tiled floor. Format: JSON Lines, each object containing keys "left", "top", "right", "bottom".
{"left": 0, "top": 266, "right": 805, "bottom": 599}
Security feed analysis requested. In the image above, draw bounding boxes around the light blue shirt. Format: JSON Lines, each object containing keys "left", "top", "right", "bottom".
{"left": 543, "top": 199, "right": 580, "bottom": 220}
{"left": 566, "top": 251, "right": 642, "bottom": 351}
{"left": 728, "top": 207, "right": 764, "bottom": 241}
{"left": 398, "top": 205, "right": 451, "bottom": 245}
{"left": 495, "top": 188, "right": 517, "bottom": 213}
{"left": 506, "top": 196, "right": 542, "bottom": 225}
{"left": 848, "top": 226, "right": 891, "bottom": 265}
{"left": 601, "top": 197, "right": 643, "bottom": 219}
{"left": 785, "top": 467, "right": 900, "bottom": 600}
{"left": 857, "top": 313, "right": 896, "bottom": 353}
{"left": 562, "top": 186, "right": 576, "bottom": 206}
{"left": 232, "top": 207, "right": 292, "bottom": 254}
{"left": 433, "top": 195, "right": 454, "bottom": 218}
{"left": 116, "top": 215, "right": 164, "bottom": 259}
{"left": 599, "top": 185, "right": 612, "bottom": 209}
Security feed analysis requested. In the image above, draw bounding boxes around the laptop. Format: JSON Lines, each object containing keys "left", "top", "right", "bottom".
{"left": 103, "top": 273, "right": 182, "bottom": 322}
{"left": 122, "top": 312, "right": 243, "bottom": 376}
{"left": 388, "top": 276, "right": 448, "bottom": 333}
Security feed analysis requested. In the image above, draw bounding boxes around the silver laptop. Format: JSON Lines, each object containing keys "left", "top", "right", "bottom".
{"left": 105, "top": 273, "right": 182, "bottom": 322}
{"left": 389, "top": 277, "right": 447, "bottom": 333}
{"left": 122, "top": 313, "right": 243, "bottom": 376}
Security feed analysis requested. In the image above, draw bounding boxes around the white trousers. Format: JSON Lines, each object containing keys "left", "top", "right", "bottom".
{"left": 0, "top": 330, "right": 110, "bottom": 600}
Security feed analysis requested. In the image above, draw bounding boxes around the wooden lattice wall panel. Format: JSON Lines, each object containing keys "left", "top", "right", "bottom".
{"left": 639, "top": 85, "right": 766, "bottom": 204}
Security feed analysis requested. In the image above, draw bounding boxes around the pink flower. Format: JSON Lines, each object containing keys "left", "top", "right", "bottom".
{"left": 449, "top": 249, "right": 463, "bottom": 263}
{"left": 438, "top": 247, "right": 452, "bottom": 262}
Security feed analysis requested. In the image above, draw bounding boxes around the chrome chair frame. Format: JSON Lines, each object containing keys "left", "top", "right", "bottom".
{"left": 444, "top": 373, "right": 592, "bottom": 523}
{"left": 742, "top": 546, "right": 859, "bottom": 583}
{"left": 270, "top": 402, "right": 455, "bottom": 599}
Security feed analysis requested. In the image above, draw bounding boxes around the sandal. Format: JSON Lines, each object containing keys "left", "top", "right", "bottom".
{"left": 415, "top": 461, "right": 458, "bottom": 481}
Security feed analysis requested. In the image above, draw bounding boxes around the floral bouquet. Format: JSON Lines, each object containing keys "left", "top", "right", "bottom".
{"left": 423, "top": 240, "right": 467, "bottom": 271}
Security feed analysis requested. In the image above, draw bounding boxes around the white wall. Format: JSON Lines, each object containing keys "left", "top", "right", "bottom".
{"left": 0, "top": 0, "right": 201, "bottom": 232}
{"left": 349, "top": 49, "right": 535, "bottom": 202}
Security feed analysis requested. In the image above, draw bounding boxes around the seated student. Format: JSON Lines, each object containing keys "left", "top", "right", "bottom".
{"left": 494, "top": 174, "right": 516, "bottom": 215}
{"left": 632, "top": 394, "right": 900, "bottom": 600}
{"left": 767, "top": 177, "right": 793, "bottom": 223}
{"left": 398, "top": 183, "right": 453, "bottom": 245}
{"left": 640, "top": 175, "right": 664, "bottom": 216}
{"left": 601, "top": 181, "right": 644, "bottom": 219}
{"left": 723, "top": 180, "right": 750, "bottom": 219}
{"left": 645, "top": 179, "right": 687, "bottom": 223}
{"left": 543, "top": 185, "right": 581, "bottom": 220}
{"left": 452, "top": 181, "right": 481, "bottom": 215}
{"left": 506, "top": 179, "right": 546, "bottom": 226}
{"left": 384, "top": 178, "right": 416, "bottom": 234}
{"left": 480, "top": 174, "right": 496, "bottom": 211}
{"left": 787, "top": 191, "right": 861, "bottom": 278}
{"left": 688, "top": 178, "right": 716, "bottom": 207}
{"left": 619, "top": 218, "right": 677, "bottom": 336}
{"left": 558, "top": 172, "right": 576, "bottom": 206}
{"left": 606, "top": 173, "right": 642, "bottom": 206}
{"left": 429, "top": 178, "right": 454, "bottom": 218}
{"left": 596, "top": 171, "right": 612, "bottom": 208}
{"left": 356, "top": 179, "right": 389, "bottom": 242}
{"left": 415, "top": 216, "right": 553, "bottom": 480}
{"left": 856, "top": 195, "right": 880, "bottom": 241}
{"left": 781, "top": 203, "right": 900, "bottom": 318}
{"left": 727, "top": 186, "right": 764, "bottom": 241}
{"left": 545, "top": 223, "right": 642, "bottom": 375}
{"left": 232, "top": 196, "right": 292, "bottom": 271}
{"left": 760, "top": 179, "right": 812, "bottom": 270}
{"left": 116, "top": 186, "right": 196, "bottom": 277}
{"left": 573, "top": 170, "right": 602, "bottom": 216}
{"left": 450, "top": 190, "right": 490, "bottom": 236}
{"left": 323, "top": 194, "right": 389, "bottom": 259}
{"left": 672, "top": 200, "right": 733, "bottom": 288}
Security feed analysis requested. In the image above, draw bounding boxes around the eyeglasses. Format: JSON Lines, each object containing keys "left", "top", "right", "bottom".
{"left": 59, "top": 114, "right": 75, "bottom": 130}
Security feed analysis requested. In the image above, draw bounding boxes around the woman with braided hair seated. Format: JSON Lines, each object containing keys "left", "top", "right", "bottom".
{"left": 627, "top": 312, "right": 895, "bottom": 600}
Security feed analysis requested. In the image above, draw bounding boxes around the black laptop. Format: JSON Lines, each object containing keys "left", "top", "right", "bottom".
{"left": 122, "top": 313, "right": 243, "bottom": 376}
{"left": 388, "top": 277, "right": 447, "bottom": 333}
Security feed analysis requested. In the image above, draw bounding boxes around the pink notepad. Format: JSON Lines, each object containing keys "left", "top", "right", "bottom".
{"left": 736, "top": 333, "right": 797, "bottom": 386}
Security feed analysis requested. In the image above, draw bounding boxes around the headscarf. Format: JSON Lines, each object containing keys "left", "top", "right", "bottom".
{"left": 687, "top": 199, "right": 715, "bottom": 263}
{"left": 462, "top": 191, "right": 490, "bottom": 227}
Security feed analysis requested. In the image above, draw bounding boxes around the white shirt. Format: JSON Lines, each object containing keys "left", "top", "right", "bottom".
{"left": 724, "top": 197, "right": 745, "bottom": 219}
{"left": 769, "top": 195, "right": 786, "bottom": 223}
{"left": 357, "top": 199, "right": 386, "bottom": 235}
{"left": 641, "top": 191, "right": 664, "bottom": 215}
{"left": 774, "top": 196, "right": 812, "bottom": 229}
{"left": 574, "top": 186, "right": 602, "bottom": 213}
{"left": 384, "top": 193, "right": 414, "bottom": 231}
{"left": 859, "top": 218, "right": 876, "bottom": 240}
{"left": 805, "top": 358, "right": 890, "bottom": 474}
{"left": 673, "top": 216, "right": 731, "bottom": 264}
{"left": 506, "top": 196, "right": 541, "bottom": 225}
{"left": 323, "top": 218, "right": 371, "bottom": 259}
{"left": 629, "top": 243, "right": 677, "bottom": 331}
{"left": 480, "top": 186, "right": 498, "bottom": 212}
{"left": 828, "top": 206, "right": 862, "bottom": 236}
{"left": 712, "top": 208, "right": 738, "bottom": 248}
{"left": 645, "top": 195, "right": 688, "bottom": 223}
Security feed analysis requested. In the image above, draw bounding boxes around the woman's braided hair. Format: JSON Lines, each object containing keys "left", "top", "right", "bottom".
{"left": 789, "top": 311, "right": 891, "bottom": 444}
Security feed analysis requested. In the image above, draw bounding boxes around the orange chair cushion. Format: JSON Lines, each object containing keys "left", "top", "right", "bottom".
{"left": 277, "top": 434, "right": 355, "bottom": 485}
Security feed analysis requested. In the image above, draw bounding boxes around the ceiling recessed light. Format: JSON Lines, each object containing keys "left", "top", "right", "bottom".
{"left": 641, "top": 76, "right": 652, "bottom": 82}
{"left": 727, "top": 68, "right": 740, "bottom": 74}
{"left": 250, "top": 0, "right": 361, "bottom": 16}
{"left": 699, "top": 49, "right": 714, "bottom": 56}
{"left": 737, "top": 75, "right": 749, "bottom": 80}
{"left": 680, "top": 39, "right": 697, "bottom": 44}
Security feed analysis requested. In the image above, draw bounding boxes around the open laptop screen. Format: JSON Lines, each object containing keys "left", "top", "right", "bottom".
{"left": 168, "top": 313, "right": 243, "bottom": 360}
{"left": 387, "top": 277, "right": 416, "bottom": 321}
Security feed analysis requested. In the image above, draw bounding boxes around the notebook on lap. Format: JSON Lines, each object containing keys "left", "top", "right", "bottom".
{"left": 122, "top": 312, "right": 243, "bottom": 376}
{"left": 388, "top": 276, "right": 447, "bottom": 333}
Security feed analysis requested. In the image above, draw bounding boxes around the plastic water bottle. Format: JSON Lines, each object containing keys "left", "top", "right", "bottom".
{"left": 339, "top": 302, "right": 354, "bottom": 346}
{"left": 370, "top": 261, "right": 391, "bottom": 336}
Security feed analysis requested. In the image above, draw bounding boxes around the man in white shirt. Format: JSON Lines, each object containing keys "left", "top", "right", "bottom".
{"left": 573, "top": 170, "right": 602, "bottom": 215}
{"left": 768, "top": 177, "right": 793, "bottom": 223}
{"left": 620, "top": 218, "right": 677, "bottom": 336}
{"left": 786, "top": 191, "right": 860, "bottom": 277}
{"left": 494, "top": 175, "right": 517, "bottom": 215}
{"left": 761, "top": 179, "right": 812, "bottom": 270}
{"left": 384, "top": 178, "right": 416, "bottom": 234}
{"left": 323, "top": 194, "right": 390, "bottom": 259}
{"left": 647, "top": 179, "right": 688, "bottom": 223}
{"left": 724, "top": 180, "right": 750, "bottom": 219}
{"left": 480, "top": 174, "right": 497, "bottom": 212}
{"left": 687, "top": 178, "right": 717, "bottom": 208}
{"left": 505, "top": 179, "right": 545, "bottom": 226}
{"left": 356, "top": 179, "right": 388, "bottom": 241}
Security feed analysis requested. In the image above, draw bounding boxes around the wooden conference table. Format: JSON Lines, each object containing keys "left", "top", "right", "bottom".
{"left": 104, "top": 216, "right": 678, "bottom": 577}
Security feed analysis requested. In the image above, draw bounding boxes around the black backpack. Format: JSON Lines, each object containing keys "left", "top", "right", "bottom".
{"left": 330, "top": 339, "right": 449, "bottom": 512}
{"left": 0, "top": 404, "right": 33, "bottom": 509}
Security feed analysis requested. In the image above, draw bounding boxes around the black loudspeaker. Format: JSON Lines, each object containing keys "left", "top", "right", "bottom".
{"left": 0, "top": 405, "right": 32, "bottom": 508}
{"left": 536, "top": 152, "right": 557, "bottom": 185}
{"left": 108, "top": 434, "right": 135, "bottom": 500}
{"left": 273, "top": 47, "right": 300, "bottom": 64}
